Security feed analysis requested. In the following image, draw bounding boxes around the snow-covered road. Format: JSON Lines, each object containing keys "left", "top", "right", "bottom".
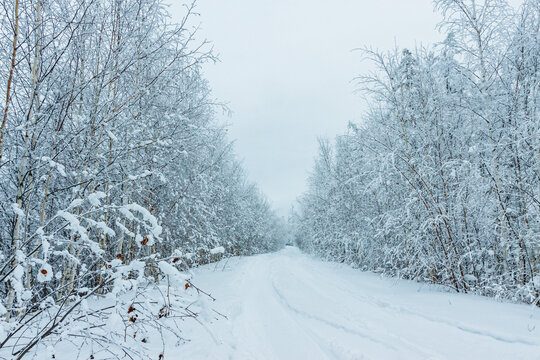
{"left": 182, "top": 246, "right": 540, "bottom": 360}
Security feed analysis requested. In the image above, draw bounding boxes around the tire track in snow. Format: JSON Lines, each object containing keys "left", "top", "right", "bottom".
{"left": 270, "top": 251, "right": 540, "bottom": 358}
{"left": 304, "top": 264, "right": 540, "bottom": 347}
{"left": 268, "top": 261, "right": 444, "bottom": 360}
{"left": 270, "top": 280, "right": 400, "bottom": 351}
{"left": 228, "top": 254, "right": 336, "bottom": 359}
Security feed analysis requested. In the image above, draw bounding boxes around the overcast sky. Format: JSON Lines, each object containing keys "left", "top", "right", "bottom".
{"left": 170, "top": 0, "right": 522, "bottom": 216}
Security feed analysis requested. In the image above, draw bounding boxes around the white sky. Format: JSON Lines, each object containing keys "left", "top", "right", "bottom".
{"left": 169, "top": 0, "right": 523, "bottom": 216}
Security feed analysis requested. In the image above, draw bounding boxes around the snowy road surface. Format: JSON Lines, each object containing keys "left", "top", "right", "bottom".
{"left": 182, "top": 246, "right": 540, "bottom": 360}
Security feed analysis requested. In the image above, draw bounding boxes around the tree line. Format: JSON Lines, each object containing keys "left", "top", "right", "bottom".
{"left": 294, "top": 0, "right": 539, "bottom": 304}
{"left": 0, "top": 0, "right": 284, "bottom": 356}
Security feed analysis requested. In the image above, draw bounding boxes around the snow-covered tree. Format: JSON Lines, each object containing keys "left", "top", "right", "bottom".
{"left": 295, "top": 0, "right": 539, "bottom": 304}
{"left": 0, "top": 0, "right": 284, "bottom": 357}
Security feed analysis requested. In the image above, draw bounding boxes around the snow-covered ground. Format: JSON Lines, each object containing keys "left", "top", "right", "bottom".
{"left": 181, "top": 246, "right": 540, "bottom": 360}
{"left": 6, "top": 247, "right": 538, "bottom": 359}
